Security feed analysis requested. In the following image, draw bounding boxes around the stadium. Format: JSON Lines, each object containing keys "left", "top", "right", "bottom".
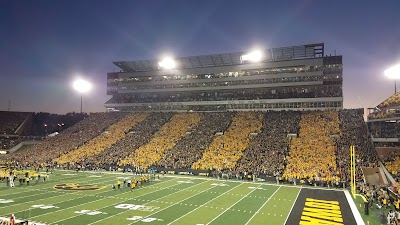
{"left": 0, "top": 43, "right": 398, "bottom": 225}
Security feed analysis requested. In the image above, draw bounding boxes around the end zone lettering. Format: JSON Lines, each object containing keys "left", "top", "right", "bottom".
{"left": 300, "top": 198, "right": 344, "bottom": 225}
{"left": 300, "top": 198, "right": 343, "bottom": 224}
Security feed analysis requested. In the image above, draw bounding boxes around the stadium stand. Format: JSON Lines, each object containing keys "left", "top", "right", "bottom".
{"left": 84, "top": 112, "right": 173, "bottom": 167}
{"left": 156, "top": 112, "right": 234, "bottom": 169}
{"left": 236, "top": 111, "right": 301, "bottom": 176}
{"left": 119, "top": 113, "right": 201, "bottom": 169}
{"left": 53, "top": 113, "right": 149, "bottom": 164}
{"left": 192, "top": 112, "right": 263, "bottom": 171}
{"left": 337, "top": 109, "right": 377, "bottom": 181}
{"left": 4, "top": 112, "right": 126, "bottom": 166}
{"left": 283, "top": 111, "right": 340, "bottom": 182}
{"left": 0, "top": 111, "right": 31, "bottom": 135}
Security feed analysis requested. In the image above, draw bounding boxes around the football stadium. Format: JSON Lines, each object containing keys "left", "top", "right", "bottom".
{"left": 1, "top": 43, "right": 399, "bottom": 225}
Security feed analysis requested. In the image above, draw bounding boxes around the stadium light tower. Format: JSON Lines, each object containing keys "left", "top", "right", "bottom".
{"left": 73, "top": 79, "right": 92, "bottom": 113}
{"left": 158, "top": 57, "right": 176, "bottom": 69}
{"left": 384, "top": 64, "right": 400, "bottom": 94}
{"left": 240, "top": 50, "right": 264, "bottom": 63}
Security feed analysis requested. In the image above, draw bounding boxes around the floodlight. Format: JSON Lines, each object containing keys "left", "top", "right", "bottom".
{"left": 73, "top": 79, "right": 92, "bottom": 93}
{"left": 158, "top": 57, "right": 176, "bottom": 69}
{"left": 241, "top": 50, "right": 263, "bottom": 63}
{"left": 385, "top": 64, "right": 400, "bottom": 79}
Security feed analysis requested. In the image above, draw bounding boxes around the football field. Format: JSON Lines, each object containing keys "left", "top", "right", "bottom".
{"left": 1, "top": 171, "right": 363, "bottom": 225}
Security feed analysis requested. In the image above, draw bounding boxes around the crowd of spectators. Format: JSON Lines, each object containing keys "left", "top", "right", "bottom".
{"left": 0, "top": 109, "right": 383, "bottom": 186}
{"left": 30, "top": 112, "right": 87, "bottom": 136}
{"left": 0, "top": 111, "right": 31, "bottom": 134}
{"left": 53, "top": 113, "right": 149, "bottom": 165}
{"left": 156, "top": 112, "right": 234, "bottom": 169}
{"left": 378, "top": 92, "right": 400, "bottom": 109}
{"left": 236, "top": 111, "right": 301, "bottom": 176}
{"left": 116, "top": 76, "right": 335, "bottom": 91}
{"left": 120, "top": 113, "right": 201, "bottom": 169}
{"left": 283, "top": 111, "right": 340, "bottom": 182}
{"left": 2, "top": 112, "right": 127, "bottom": 166}
{"left": 83, "top": 113, "right": 173, "bottom": 167}
{"left": 192, "top": 112, "right": 263, "bottom": 171}
{"left": 369, "top": 121, "right": 400, "bottom": 139}
{"left": 383, "top": 151, "right": 400, "bottom": 178}
{"left": 107, "top": 85, "right": 342, "bottom": 104}
{"left": 337, "top": 109, "right": 378, "bottom": 181}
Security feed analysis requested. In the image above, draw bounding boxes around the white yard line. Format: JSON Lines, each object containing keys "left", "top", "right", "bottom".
{"left": 166, "top": 175, "right": 346, "bottom": 192}
{"left": 28, "top": 179, "right": 174, "bottom": 221}
{"left": 0, "top": 175, "right": 114, "bottom": 210}
{"left": 6, "top": 177, "right": 117, "bottom": 215}
{"left": 206, "top": 184, "right": 262, "bottom": 225}
{"left": 48, "top": 179, "right": 183, "bottom": 224}
{"left": 90, "top": 180, "right": 212, "bottom": 225}
{"left": 244, "top": 186, "right": 282, "bottom": 225}
{"left": 344, "top": 190, "right": 365, "bottom": 225}
{"left": 282, "top": 187, "right": 301, "bottom": 225}
{"left": 167, "top": 182, "right": 244, "bottom": 225}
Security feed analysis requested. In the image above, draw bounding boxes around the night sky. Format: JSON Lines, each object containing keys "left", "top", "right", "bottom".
{"left": 0, "top": 1, "right": 399, "bottom": 114}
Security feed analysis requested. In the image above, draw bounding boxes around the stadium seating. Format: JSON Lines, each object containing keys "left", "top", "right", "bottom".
{"left": 0, "top": 111, "right": 31, "bottom": 134}
{"left": 337, "top": 109, "right": 377, "bottom": 180}
{"left": 53, "top": 113, "right": 149, "bottom": 164}
{"left": 236, "top": 111, "right": 301, "bottom": 176}
{"left": 192, "top": 112, "right": 263, "bottom": 171}
{"left": 5, "top": 112, "right": 127, "bottom": 166}
{"left": 120, "top": 113, "right": 201, "bottom": 169}
{"left": 283, "top": 111, "right": 340, "bottom": 182}
{"left": 84, "top": 112, "right": 173, "bottom": 166}
{"left": 156, "top": 112, "right": 234, "bottom": 169}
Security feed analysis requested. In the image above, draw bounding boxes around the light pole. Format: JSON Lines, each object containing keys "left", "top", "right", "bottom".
{"left": 73, "top": 79, "right": 92, "bottom": 113}
{"left": 385, "top": 64, "right": 400, "bottom": 94}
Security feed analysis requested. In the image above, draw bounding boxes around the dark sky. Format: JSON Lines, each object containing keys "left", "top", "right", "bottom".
{"left": 0, "top": 0, "right": 399, "bottom": 114}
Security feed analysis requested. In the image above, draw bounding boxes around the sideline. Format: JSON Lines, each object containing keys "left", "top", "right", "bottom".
{"left": 344, "top": 189, "right": 365, "bottom": 225}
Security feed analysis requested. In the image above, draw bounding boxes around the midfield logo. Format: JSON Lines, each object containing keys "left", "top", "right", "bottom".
{"left": 54, "top": 183, "right": 106, "bottom": 191}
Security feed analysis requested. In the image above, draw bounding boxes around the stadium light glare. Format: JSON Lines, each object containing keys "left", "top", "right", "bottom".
{"left": 158, "top": 57, "right": 176, "bottom": 69}
{"left": 73, "top": 79, "right": 92, "bottom": 93}
{"left": 385, "top": 64, "right": 400, "bottom": 79}
{"left": 240, "top": 50, "right": 264, "bottom": 63}
{"left": 72, "top": 79, "right": 92, "bottom": 113}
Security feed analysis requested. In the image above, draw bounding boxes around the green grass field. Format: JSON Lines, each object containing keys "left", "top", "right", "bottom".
{"left": 0, "top": 170, "right": 366, "bottom": 225}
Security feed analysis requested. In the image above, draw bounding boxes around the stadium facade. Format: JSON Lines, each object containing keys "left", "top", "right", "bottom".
{"left": 105, "top": 43, "right": 343, "bottom": 112}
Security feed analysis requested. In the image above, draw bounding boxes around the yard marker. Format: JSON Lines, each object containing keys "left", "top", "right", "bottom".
{"left": 244, "top": 186, "right": 281, "bottom": 225}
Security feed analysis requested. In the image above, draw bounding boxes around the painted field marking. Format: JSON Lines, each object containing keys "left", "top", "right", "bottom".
{"left": 206, "top": 184, "right": 263, "bottom": 225}
{"left": 89, "top": 180, "right": 212, "bottom": 225}
{"left": 25, "top": 178, "right": 174, "bottom": 220}
{"left": 0, "top": 175, "right": 116, "bottom": 211}
{"left": 244, "top": 186, "right": 282, "bottom": 225}
{"left": 5, "top": 176, "right": 119, "bottom": 216}
{"left": 48, "top": 179, "right": 185, "bottom": 224}
{"left": 282, "top": 187, "right": 301, "bottom": 225}
{"left": 167, "top": 183, "right": 244, "bottom": 225}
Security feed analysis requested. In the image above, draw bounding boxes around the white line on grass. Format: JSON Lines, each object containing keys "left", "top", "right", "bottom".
{"left": 344, "top": 190, "right": 365, "bottom": 225}
{"left": 6, "top": 177, "right": 119, "bottom": 216}
{"left": 244, "top": 186, "right": 282, "bottom": 225}
{"left": 167, "top": 182, "right": 244, "bottom": 225}
{"left": 0, "top": 175, "right": 115, "bottom": 210}
{"left": 206, "top": 184, "right": 262, "bottom": 225}
{"left": 33, "top": 178, "right": 176, "bottom": 221}
{"left": 48, "top": 179, "right": 185, "bottom": 224}
{"left": 90, "top": 180, "right": 213, "bottom": 225}
{"left": 282, "top": 187, "right": 301, "bottom": 225}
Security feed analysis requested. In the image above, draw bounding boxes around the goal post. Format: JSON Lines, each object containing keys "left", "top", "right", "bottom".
{"left": 350, "top": 145, "right": 356, "bottom": 198}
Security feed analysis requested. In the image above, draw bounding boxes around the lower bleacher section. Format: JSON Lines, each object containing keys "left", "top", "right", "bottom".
{"left": 192, "top": 112, "right": 263, "bottom": 171}
{"left": 120, "top": 113, "right": 201, "bottom": 169}
{"left": 283, "top": 111, "right": 340, "bottom": 182}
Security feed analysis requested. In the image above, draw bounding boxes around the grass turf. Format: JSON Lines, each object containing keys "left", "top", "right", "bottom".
{"left": 0, "top": 170, "right": 367, "bottom": 225}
